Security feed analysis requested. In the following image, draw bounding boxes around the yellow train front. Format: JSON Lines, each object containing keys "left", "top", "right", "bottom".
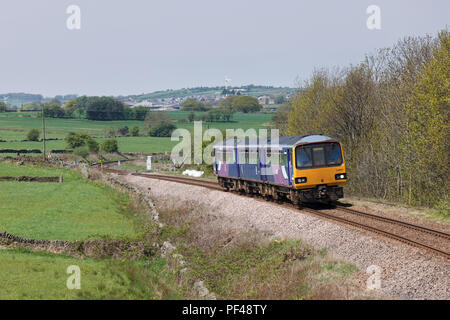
{"left": 214, "top": 135, "right": 348, "bottom": 204}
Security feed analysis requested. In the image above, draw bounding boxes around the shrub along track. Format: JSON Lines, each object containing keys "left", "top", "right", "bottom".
{"left": 98, "top": 166, "right": 450, "bottom": 260}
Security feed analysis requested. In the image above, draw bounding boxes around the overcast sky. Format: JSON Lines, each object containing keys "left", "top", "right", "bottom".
{"left": 0, "top": 0, "right": 448, "bottom": 97}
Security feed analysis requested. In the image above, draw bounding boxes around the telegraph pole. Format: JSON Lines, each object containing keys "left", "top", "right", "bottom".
{"left": 42, "top": 107, "right": 46, "bottom": 161}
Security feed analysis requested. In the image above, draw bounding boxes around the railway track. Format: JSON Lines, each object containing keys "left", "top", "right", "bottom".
{"left": 98, "top": 165, "right": 450, "bottom": 259}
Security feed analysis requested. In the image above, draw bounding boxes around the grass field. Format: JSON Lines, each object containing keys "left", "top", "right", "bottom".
{"left": 0, "top": 111, "right": 272, "bottom": 154}
{"left": 0, "top": 248, "right": 181, "bottom": 299}
{"left": 0, "top": 162, "right": 138, "bottom": 241}
{"left": 0, "top": 161, "right": 184, "bottom": 299}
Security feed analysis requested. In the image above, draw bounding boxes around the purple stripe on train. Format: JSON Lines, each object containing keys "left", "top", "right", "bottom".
{"left": 216, "top": 162, "right": 229, "bottom": 176}
{"left": 272, "top": 165, "right": 290, "bottom": 186}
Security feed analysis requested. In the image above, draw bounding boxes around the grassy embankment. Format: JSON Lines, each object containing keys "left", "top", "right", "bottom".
{"left": 156, "top": 202, "right": 361, "bottom": 299}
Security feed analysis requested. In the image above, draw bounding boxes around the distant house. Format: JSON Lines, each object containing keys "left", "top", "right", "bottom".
{"left": 258, "top": 95, "right": 275, "bottom": 105}
{"left": 132, "top": 100, "right": 153, "bottom": 108}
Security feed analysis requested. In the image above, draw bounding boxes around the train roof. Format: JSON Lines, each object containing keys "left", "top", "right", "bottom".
{"left": 214, "top": 135, "right": 337, "bottom": 149}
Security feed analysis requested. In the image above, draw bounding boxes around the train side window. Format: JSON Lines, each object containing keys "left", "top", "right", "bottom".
{"left": 280, "top": 152, "right": 287, "bottom": 167}
{"left": 224, "top": 150, "right": 235, "bottom": 164}
{"left": 267, "top": 149, "right": 280, "bottom": 166}
{"left": 248, "top": 148, "right": 258, "bottom": 164}
{"left": 238, "top": 149, "right": 246, "bottom": 164}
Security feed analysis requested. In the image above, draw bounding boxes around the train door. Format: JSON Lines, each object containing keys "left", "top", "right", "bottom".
{"left": 280, "top": 148, "right": 292, "bottom": 186}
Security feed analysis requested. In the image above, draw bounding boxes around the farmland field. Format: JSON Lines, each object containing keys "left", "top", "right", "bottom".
{"left": 0, "top": 249, "right": 180, "bottom": 300}
{"left": 0, "top": 111, "right": 272, "bottom": 154}
{"left": 0, "top": 162, "right": 138, "bottom": 240}
{"left": 0, "top": 161, "right": 184, "bottom": 299}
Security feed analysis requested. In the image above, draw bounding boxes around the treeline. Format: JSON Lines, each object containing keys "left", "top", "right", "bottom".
{"left": 181, "top": 95, "right": 262, "bottom": 116}
{"left": 274, "top": 30, "right": 449, "bottom": 209}
{"left": 20, "top": 96, "right": 150, "bottom": 121}
{"left": 67, "top": 96, "right": 150, "bottom": 121}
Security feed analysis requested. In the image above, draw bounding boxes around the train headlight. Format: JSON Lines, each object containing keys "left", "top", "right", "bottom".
{"left": 335, "top": 173, "right": 347, "bottom": 180}
{"left": 295, "top": 177, "right": 307, "bottom": 184}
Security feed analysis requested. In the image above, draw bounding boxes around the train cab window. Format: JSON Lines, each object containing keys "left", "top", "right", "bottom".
{"left": 325, "top": 143, "right": 342, "bottom": 165}
{"left": 296, "top": 147, "right": 312, "bottom": 168}
{"left": 295, "top": 143, "right": 342, "bottom": 169}
{"left": 312, "top": 147, "right": 326, "bottom": 166}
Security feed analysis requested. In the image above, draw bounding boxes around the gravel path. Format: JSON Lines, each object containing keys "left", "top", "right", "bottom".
{"left": 120, "top": 174, "right": 450, "bottom": 300}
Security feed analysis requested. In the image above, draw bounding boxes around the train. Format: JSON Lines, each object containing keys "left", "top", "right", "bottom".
{"left": 213, "top": 135, "right": 347, "bottom": 204}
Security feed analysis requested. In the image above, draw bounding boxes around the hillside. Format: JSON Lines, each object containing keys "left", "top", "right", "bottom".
{"left": 125, "top": 85, "right": 296, "bottom": 102}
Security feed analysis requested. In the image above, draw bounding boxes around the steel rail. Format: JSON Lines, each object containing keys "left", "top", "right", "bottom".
{"left": 98, "top": 164, "right": 450, "bottom": 259}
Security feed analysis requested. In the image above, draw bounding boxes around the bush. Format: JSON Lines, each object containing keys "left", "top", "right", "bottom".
{"left": 66, "top": 132, "right": 97, "bottom": 150}
{"left": 87, "top": 139, "right": 99, "bottom": 153}
{"left": 130, "top": 126, "right": 140, "bottom": 136}
{"left": 118, "top": 125, "right": 129, "bottom": 136}
{"left": 26, "top": 129, "right": 40, "bottom": 141}
{"left": 148, "top": 123, "right": 177, "bottom": 137}
{"left": 101, "top": 139, "right": 119, "bottom": 153}
{"left": 74, "top": 146, "right": 89, "bottom": 159}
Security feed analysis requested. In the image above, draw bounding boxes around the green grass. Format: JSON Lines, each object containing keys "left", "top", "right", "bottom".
{"left": 0, "top": 161, "right": 185, "bottom": 300}
{"left": 158, "top": 205, "right": 359, "bottom": 300}
{"left": 0, "top": 248, "right": 181, "bottom": 299}
{"left": 0, "top": 162, "right": 137, "bottom": 241}
{"left": 0, "top": 136, "right": 176, "bottom": 154}
{"left": 0, "top": 111, "right": 272, "bottom": 154}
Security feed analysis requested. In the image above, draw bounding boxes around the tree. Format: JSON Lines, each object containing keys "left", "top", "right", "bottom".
{"left": 26, "top": 129, "right": 40, "bottom": 141}
{"left": 287, "top": 71, "right": 333, "bottom": 137}
{"left": 231, "top": 96, "right": 262, "bottom": 113}
{"left": 272, "top": 103, "right": 290, "bottom": 135}
{"left": 86, "top": 139, "right": 99, "bottom": 153}
{"left": 66, "top": 132, "right": 98, "bottom": 151}
{"left": 220, "top": 108, "right": 234, "bottom": 122}
{"left": 219, "top": 95, "right": 237, "bottom": 110}
{"left": 48, "top": 98, "right": 62, "bottom": 107}
{"left": 86, "top": 97, "right": 125, "bottom": 121}
{"left": 144, "top": 110, "right": 172, "bottom": 134}
{"left": 133, "top": 106, "right": 150, "bottom": 120}
{"left": 0, "top": 101, "right": 6, "bottom": 112}
{"left": 101, "top": 139, "right": 119, "bottom": 153}
{"left": 148, "top": 123, "right": 176, "bottom": 137}
{"left": 64, "top": 99, "right": 78, "bottom": 117}
{"left": 130, "top": 126, "right": 140, "bottom": 136}
{"left": 19, "top": 102, "right": 41, "bottom": 111}
{"left": 405, "top": 30, "right": 449, "bottom": 205}
{"left": 181, "top": 98, "right": 211, "bottom": 111}
{"left": 43, "top": 105, "right": 65, "bottom": 118}
{"left": 118, "top": 125, "right": 129, "bottom": 136}
{"left": 188, "top": 111, "right": 195, "bottom": 122}
{"left": 281, "top": 31, "right": 444, "bottom": 208}
{"left": 74, "top": 146, "right": 89, "bottom": 159}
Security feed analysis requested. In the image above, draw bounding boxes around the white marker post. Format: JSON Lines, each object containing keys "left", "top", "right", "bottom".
{"left": 146, "top": 156, "right": 152, "bottom": 171}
